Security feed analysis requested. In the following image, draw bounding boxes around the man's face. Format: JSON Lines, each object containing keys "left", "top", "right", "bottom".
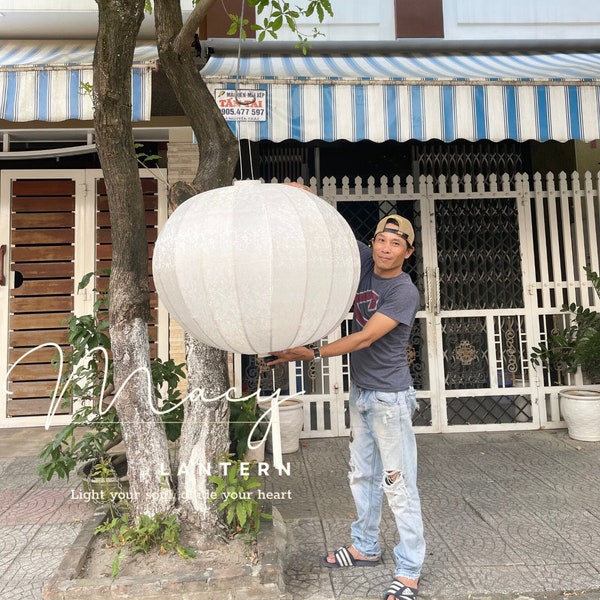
{"left": 371, "top": 226, "right": 414, "bottom": 277}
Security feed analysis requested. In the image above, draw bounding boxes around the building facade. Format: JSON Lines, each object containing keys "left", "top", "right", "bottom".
{"left": 1, "top": 0, "right": 599, "bottom": 433}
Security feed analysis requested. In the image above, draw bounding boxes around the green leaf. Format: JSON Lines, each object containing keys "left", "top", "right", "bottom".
{"left": 177, "top": 546, "right": 196, "bottom": 559}
{"left": 78, "top": 272, "right": 94, "bottom": 291}
{"left": 227, "top": 465, "right": 238, "bottom": 484}
{"left": 236, "top": 502, "right": 247, "bottom": 527}
{"left": 243, "top": 479, "right": 262, "bottom": 491}
{"left": 111, "top": 549, "right": 122, "bottom": 577}
{"left": 226, "top": 504, "right": 236, "bottom": 524}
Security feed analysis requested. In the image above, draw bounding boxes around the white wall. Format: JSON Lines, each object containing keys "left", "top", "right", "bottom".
{"left": 443, "top": 0, "right": 600, "bottom": 39}
{"left": 273, "top": 0, "right": 396, "bottom": 42}
{"left": 0, "top": 0, "right": 193, "bottom": 39}
{"left": 4, "top": 0, "right": 600, "bottom": 44}
{"left": 272, "top": 0, "right": 600, "bottom": 43}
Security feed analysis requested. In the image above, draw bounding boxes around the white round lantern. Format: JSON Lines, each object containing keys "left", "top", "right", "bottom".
{"left": 152, "top": 181, "right": 360, "bottom": 355}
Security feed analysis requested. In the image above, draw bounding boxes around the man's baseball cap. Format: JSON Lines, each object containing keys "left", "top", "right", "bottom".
{"left": 374, "top": 215, "right": 415, "bottom": 248}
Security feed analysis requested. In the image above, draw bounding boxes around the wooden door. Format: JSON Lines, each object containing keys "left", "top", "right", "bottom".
{"left": 95, "top": 177, "right": 160, "bottom": 357}
{"left": 6, "top": 178, "right": 77, "bottom": 418}
{"left": 1, "top": 170, "right": 167, "bottom": 427}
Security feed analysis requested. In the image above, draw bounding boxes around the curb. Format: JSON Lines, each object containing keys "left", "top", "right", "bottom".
{"left": 43, "top": 504, "right": 286, "bottom": 600}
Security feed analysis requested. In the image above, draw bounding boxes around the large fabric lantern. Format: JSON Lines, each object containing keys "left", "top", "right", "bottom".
{"left": 152, "top": 181, "right": 360, "bottom": 355}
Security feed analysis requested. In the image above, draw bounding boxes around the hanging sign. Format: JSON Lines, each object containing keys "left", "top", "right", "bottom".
{"left": 214, "top": 89, "right": 267, "bottom": 121}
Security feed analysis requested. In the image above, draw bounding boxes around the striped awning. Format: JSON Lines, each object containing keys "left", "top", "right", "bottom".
{"left": 201, "top": 52, "right": 600, "bottom": 143}
{"left": 0, "top": 42, "right": 157, "bottom": 122}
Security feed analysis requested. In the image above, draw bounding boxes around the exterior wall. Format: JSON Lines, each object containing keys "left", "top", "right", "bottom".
{"left": 443, "top": 0, "right": 600, "bottom": 39}
{"left": 529, "top": 141, "right": 577, "bottom": 179}
{"left": 395, "top": 0, "right": 444, "bottom": 38}
{"left": 165, "top": 132, "right": 197, "bottom": 388}
{"left": 5, "top": 0, "right": 600, "bottom": 42}
{"left": 202, "top": 0, "right": 600, "bottom": 43}
{"left": 0, "top": 0, "right": 193, "bottom": 39}
{"left": 574, "top": 141, "right": 600, "bottom": 177}
{"left": 270, "top": 0, "right": 396, "bottom": 42}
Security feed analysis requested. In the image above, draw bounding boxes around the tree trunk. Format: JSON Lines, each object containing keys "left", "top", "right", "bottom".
{"left": 154, "top": 0, "right": 240, "bottom": 536}
{"left": 94, "top": 0, "right": 174, "bottom": 518}
{"left": 178, "top": 338, "right": 231, "bottom": 535}
{"left": 154, "top": 0, "right": 239, "bottom": 192}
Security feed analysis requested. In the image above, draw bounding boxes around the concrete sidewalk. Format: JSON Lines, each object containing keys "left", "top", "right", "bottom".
{"left": 0, "top": 427, "right": 96, "bottom": 600}
{"left": 1, "top": 427, "right": 599, "bottom": 599}
{"left": 263, "top": 431, "right": 600, "bottom": 599}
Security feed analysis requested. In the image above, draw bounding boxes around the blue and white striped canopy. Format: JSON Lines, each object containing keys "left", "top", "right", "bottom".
{"left": 202, "top": 53, "right": 600, "bottom": 143}
{"left": 0, "top": 42, "right": 157, "bottom": 122}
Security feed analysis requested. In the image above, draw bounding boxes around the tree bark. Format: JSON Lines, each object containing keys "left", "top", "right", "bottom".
{"left": 155, "top": 0, "right": 239, "bottom": 192}
{"left": 178, "top": 338, "right": 231, "bottom": 536}
{"left": 154, "top": 0, "right": 240, "bottom": 536}
{"left": 94, "top": 0, "right": 174, "bottom": 518}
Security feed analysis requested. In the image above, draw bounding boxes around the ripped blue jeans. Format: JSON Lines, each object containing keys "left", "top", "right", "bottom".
{"left": 348, "top": 382, "right": 425, "bottom": 580}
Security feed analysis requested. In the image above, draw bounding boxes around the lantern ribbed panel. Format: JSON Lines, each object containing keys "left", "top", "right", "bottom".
{"left": 153, "top": 181, "right": 360, "bottom": 355}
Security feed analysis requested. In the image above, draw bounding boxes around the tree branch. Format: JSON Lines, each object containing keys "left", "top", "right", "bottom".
{"left": 174, "top": 0, "right": 218, "bottom": 56}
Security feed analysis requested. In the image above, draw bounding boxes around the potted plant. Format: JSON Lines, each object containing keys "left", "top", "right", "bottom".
{"left": 258, "top": 396, "right": 304, "bottom": 454}
{"left": 37, "top": 273, "right": 185, "bottom": 496}
{"left": 245, "top": 356, "right": 304, "bottom": 455}
{"left": 531, "top": 267, "right": 600, "bottom": 441}
{"left": 229, "top": 393, "right": 266, "bottom": 462}
{"left": 231, "top": 357, "right": 305, "bottom": 458}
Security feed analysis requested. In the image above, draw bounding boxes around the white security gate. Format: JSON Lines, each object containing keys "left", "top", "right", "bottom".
{"left": 235, "top": 171, "right": 600, "bottom": 436}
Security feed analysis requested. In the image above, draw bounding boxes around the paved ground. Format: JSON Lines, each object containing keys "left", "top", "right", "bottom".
{"left": 263, "top": 431, "right": 600, "bottom": 600}
{"left": 1, "top": 427, "right": 599, "bottom": 599}
{"left": 0, "top": 427, "right": 95, "bottom": 600}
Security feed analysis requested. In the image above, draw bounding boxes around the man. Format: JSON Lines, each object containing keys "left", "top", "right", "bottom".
{"left": 268, "top": 215, "right": 425, "bottom": 600}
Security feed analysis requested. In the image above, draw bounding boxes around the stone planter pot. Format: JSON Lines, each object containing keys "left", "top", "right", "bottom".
{"left": 559, "top": 388, "right": 600, "bottom": 442}
{"left": 259, "top": 398, "right": 304, "bottom": 454}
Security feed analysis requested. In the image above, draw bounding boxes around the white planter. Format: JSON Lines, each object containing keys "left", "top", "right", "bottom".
{"left": 245, "top": 439, "right": 266, "bottom": 462}
{"left": 259, "top": 398, "right": 305, "bottom": 454}
{"left": 559, "top": 388, "right": 600, "bottom": 442}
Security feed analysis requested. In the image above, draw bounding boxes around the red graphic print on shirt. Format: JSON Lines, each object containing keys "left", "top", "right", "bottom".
{"left": 354, "top": 290, "right": 380, "bottom": 327}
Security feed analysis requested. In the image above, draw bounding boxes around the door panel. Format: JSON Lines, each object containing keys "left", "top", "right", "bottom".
{"left": 94, "top": 176, "right": 160, "bottom": 358}
{"left": 435, "top": 197, "right": 524, "bottom": 311}
{"left": 6, "top": 178, "right": 76, "bottom": 418}
{"left": 431, "top": 193, "right": 535, "bottom": 430}
{"left": 1, "top": 169, "right": 167, "bottom": 426}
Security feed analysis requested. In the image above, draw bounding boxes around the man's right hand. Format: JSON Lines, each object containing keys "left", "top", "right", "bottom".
{"left": 265, "top": 346, "right": 314, "bottom": 366}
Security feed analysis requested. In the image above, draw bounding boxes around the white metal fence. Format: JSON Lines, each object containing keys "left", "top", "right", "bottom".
{"left": 235, "top": 171, "right": 600, "bottom": 436}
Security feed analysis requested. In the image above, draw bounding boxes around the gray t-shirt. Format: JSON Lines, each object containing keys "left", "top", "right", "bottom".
{"left": 350, "top": 241, "right": 419, "bottom": 392}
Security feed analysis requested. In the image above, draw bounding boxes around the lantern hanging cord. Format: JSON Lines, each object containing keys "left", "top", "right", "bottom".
{"left": 234, "top": 0, "right": 256, "bottom": 181}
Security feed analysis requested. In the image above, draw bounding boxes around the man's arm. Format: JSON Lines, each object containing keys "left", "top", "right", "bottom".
{"left": 266, "top": 312, "right": 398, "bottom": 365}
